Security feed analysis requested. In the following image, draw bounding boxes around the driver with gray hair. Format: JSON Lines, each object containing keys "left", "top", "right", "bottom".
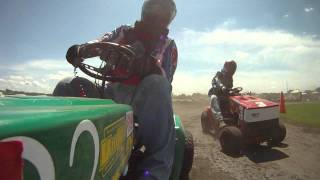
{"left": 53, "top": 0, "right": 178, "bottom": 179}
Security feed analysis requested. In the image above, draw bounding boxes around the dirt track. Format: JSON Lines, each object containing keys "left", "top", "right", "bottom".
{"left": 173, "top": 95, "right": 320, "bottom": 180}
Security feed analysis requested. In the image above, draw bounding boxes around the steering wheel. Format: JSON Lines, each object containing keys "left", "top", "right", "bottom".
{"left": 229, "top": 87, "right": 243, "bottom": 95}
{"left": 78, "top": 42, "right": 136, "bottom": 81}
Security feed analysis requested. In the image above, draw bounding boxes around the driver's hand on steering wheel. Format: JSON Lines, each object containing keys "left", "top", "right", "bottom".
{"left": 221, "top": 86, "right": 229, "bottom": 95}
{"left": 66, "top": 45, "right": 84, "bottom": 67}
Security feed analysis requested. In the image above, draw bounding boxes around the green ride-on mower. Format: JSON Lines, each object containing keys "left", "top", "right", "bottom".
{"left": 201, "top": 87, "right": 286, "bottom": 155}
{"left": 0, "top": 42, "right": 194, "bottom": 180}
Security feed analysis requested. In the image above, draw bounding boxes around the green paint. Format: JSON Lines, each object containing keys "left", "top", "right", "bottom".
{"left": 0, "top": 96, "right": 187, "bottom": 180}
{"left": 170, "top": 115, "right": 186, "bottom": 180}
{"left": 0, "top": 96, "right": 132, "bottom": 180}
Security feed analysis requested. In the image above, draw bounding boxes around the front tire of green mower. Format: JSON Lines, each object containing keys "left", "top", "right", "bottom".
{"left": 179, "top": 130, "right": 194, "bottom": 180}
{"left": 270, "top": 121, "right": 286, "bottom": 145}
{"left": 219, "top": 126, "right": 243, "bottom": 155}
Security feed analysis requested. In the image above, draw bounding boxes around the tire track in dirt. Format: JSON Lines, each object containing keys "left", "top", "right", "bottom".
{"left": 173, "top": 96, "right": 320, "bottom": 180}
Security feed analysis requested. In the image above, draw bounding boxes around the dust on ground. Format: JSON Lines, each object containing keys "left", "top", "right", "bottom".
{"left": 173, "top": 94, "right": 320, "bottom": 180}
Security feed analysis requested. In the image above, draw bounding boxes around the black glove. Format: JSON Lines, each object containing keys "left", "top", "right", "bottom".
{"left": 66, "top": 45, "right": 83, "bottom": 67}
{"left": 221, "top": 86, "right": 229, "bottom": 95}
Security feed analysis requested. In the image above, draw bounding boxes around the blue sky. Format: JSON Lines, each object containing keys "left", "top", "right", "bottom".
{"left": 0, "top": 0, "right": 319, "bottom": 94}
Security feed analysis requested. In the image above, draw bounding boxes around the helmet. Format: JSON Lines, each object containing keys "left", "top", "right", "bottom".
{"left": 141, "top": 0, "right": 177, "bottom": 27}
{"left": 52, "top": 77, "right": 100, "bottom": 98}
{"left": 223, "top": 60, "right": 237, "bottom": 76}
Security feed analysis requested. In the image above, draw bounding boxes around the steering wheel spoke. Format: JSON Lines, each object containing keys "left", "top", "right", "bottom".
{"left": 83, "top": 63, "right": 100, "bottom": 72}
{"left": 78, "top": 42, "right": 136, "bottom": 81}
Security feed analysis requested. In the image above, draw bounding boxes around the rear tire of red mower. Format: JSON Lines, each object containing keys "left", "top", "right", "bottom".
{"left": 179, "top": 130, "right": 194, "bottom": 180}
{"left": 219, "top": 126, "right": 243, "bottom": 155}
{"left": 270, "top": 121, "right": 286, "bottom": 145}
{"left": 201, "top": 111, "right": 210, "bottom": 134}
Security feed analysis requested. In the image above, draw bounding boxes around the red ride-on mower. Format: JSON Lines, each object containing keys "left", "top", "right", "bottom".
{"left": 201, "top": 87, "right": 286, "bottom": 155}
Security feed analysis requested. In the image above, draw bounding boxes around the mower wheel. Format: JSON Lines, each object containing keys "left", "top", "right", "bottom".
{"left": 219, "top": 126, "right": 243, "bottom": 155}
{"left": 270, "top": 121, "right": 286, "bottom": 145}
{"left": 179, "top": 130, "right": 194, "bottom": 180}
{"left": 201, "top": 111, "right": 210, "bottom": 134}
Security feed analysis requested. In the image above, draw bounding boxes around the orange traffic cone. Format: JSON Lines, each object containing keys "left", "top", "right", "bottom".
{"left": 279, "top": 91, "right": 286, "bottom": 113}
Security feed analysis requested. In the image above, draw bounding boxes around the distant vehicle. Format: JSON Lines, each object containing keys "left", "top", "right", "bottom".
{"left": 201, "top": 87, "right": 286, "bottom": 155}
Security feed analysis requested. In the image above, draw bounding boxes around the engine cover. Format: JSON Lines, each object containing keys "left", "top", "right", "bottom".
{"left": 230, "top": 95, "right": 279, "bottom": 123}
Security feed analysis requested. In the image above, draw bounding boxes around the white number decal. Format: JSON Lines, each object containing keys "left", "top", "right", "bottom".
{"left": 69, "top": 120, "right": 99, "bottom": 180}
{"left": 2, "top": 119, "right": 100, "bottom": 180}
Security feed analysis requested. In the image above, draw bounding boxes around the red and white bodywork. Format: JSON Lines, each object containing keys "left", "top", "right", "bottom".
{"left": 201, "top": 92, "right": 286, "bottom": 147}
{"left": 230, "top": 95, "right": 279, "bottom": 123}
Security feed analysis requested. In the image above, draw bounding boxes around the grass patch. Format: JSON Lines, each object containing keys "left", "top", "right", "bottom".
{"left": 280, "top": 101, "right": 320, "bottom": 128}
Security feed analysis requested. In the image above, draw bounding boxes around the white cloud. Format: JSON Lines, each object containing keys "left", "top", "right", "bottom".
{"left": 1, "top": 25, "right": 319, "bottom": 95}
{"left": 221, "top": 18, "right": 237, "bottom": 28}
{"left": 173, "top": 25, "right": 320, "bottom": 94}
{"left": 0, "top": 58, "right": 104, "bottom": 93}
{"left": 0, "top": 59, "right": 74, "bottom": 93}
{"left": 283, "top": 14, "right": 289, "bottom": 18}
{"left": 173, "top": 69, "right": 319, "bottom": 95}
{"left": 305, "top": 7, "right": 314, "bottom": 12}
{"left": 197, "top": 29, "right": 317, "bottom": 47}
{"left": 47, "top": 71, "right": 74, "bottom": 80}
{"left": 172, "top": 71, "right": 212, "bottom": 95}
{"left": 11, "top": 59, "right": 71, "bottom": 71}
{"left": 234, "top": 51, "right": 250, "bottom": 61}
{"left": 234, "top": 70, "right": 319, "bottom": 93}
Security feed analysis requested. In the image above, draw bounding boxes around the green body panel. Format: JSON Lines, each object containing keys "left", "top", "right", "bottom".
{"left": 170, "top": 115, "right": 186, "bottom": 180}
{"left": 0, "top": 96, "right": 186, "bottom": 180}
{"left": 0, "top": 96, "right": 133, "bottom": 180}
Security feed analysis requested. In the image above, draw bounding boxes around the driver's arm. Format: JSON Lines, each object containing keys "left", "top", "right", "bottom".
{"left": 212, "top": 72, "right": 228, "bottom": 95}
{"left": 161, "top": 40, "right": 178, "bottom": 83}
{"left": 79, "top": 26, "right": 127, "bottom": 58}
{"left": 66, "top": 26, "right": 129, "bottom": 66}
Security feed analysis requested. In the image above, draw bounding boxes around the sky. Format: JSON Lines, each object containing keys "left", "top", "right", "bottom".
{"left": 0, "top": 0, "right": 319, "bottom": 94}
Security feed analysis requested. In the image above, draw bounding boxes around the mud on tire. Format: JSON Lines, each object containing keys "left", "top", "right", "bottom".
{"left": 179, "top": 130, "right": 194, "bottom": 180}
{"left": 219, "top": 126, "right": 243, "bottom": 155}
